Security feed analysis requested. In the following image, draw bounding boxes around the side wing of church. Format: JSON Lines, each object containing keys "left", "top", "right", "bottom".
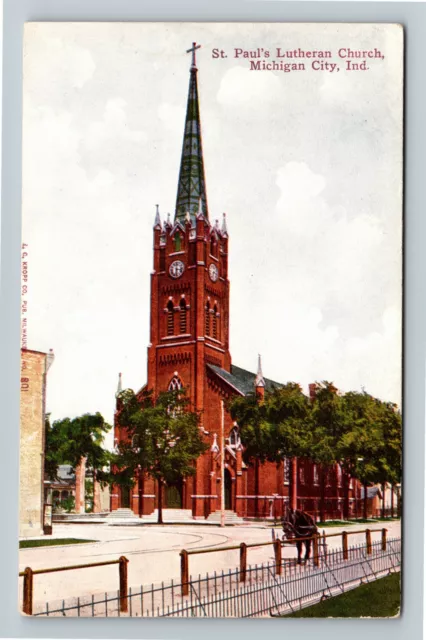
{"left": 111, "top": 46, "right": 359, "bottom": 522}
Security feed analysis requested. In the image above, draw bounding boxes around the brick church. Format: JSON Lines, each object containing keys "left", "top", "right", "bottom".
{"left": 111, "top": 45, "right": 359, "bottom": 522}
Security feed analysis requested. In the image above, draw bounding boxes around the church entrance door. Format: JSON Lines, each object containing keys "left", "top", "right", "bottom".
{"left": 225, "top": 469, "right": 232, "bottom": 510}
{"left": 166, "top": 481, "right": 183, "bottom": 508}
{"left": 121, "top": 486, "right": 131, "bottom": 508}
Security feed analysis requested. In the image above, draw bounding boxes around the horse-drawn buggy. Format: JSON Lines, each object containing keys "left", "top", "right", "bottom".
{"left": 274, "top": 508, "right": 326, "bottom": 565}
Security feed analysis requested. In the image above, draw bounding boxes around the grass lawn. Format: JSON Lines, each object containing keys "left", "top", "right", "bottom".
{"left": 19, "top": 538, "right": 97, "bottom": 549}
{"left": 316, "top": 518, "right": 400, "bottom": 528}
{"left": 284, "top": 572, "right": 400, "bottom": 618}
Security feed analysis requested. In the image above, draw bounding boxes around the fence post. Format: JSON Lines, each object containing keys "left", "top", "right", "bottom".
{"left": 313, "top": 534, "right": 319, "bottom": 567}
{"left": 366, "top": 528, "right": 372, "bottom": 555}
{"left": 322, "top": 529, "right": 327, "bottom": 561}
{"left": 342, "top": 531, "right": 348, "bottom": 560}
{"left": 274, "top": 539, "right": 282, "bottom": 575}
{"left": 240, "top": 543, "right": 247, "bottom": 582}
{"left": 119, "top": 556, "right": 129, "bottom": 613}
{"left": 381, "top": 528, "right": 387, "bottom": 551}
{"left": 23, "top": 567, "right": 33, "bottom": 615}
{"left": 180, "top": 550, "right": 189, "bottom": 596}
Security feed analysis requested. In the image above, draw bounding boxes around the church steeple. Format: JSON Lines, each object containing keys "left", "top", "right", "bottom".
{"left": 175, "top": 43, "right": 208, "bottom": 224}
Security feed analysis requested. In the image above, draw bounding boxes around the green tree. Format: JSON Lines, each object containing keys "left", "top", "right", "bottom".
{"left": 229, "top": 383, "right": 311, "bottom": 516}
{"left": 44, "top": 414, "right": 60, "bottom": 481}
{"left": 308, "top": 382, "right": 347, "bottom": 521}
{"left": 339, "top": 392, "right": 402, "bottom": 520}
{"left": 61, "top": 495, "right": 75, "bottom": 513}
{"left": 44, "top": 413, "right": 112, "bottom": 513}
{"left": 114, "top": 387, "right": 208, "bottom": 524}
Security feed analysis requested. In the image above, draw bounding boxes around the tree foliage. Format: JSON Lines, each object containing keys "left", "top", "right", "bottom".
{"left": 44, "top": 412, "right": 111, "bottom": 481}
{"left": 229, "top": 380, "right": 402, "bottom": 517}
{"left": 113, "top": 387, "right": 208, "bottom": 523}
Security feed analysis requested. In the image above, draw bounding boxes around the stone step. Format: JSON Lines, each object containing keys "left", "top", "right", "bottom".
{"left": 105, "top": 508, "right": 137, "bottom": 519}
{"left": 141, "top": 509, "right": 194, "bottom": 522}
{"left": 206, "top": 510, "right": 244, "bottom": 524}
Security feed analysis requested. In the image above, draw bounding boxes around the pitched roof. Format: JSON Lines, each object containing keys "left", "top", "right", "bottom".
{"left": 360, "top": 486, "right": 382, "bottom": 499}
{"left": 58, "top": 464, "right": 74, "bottom": 480}
{"left": 207, "top": 363, "right": 283, "bottom": 396}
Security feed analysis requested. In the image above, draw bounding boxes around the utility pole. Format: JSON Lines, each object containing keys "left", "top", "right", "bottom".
{"left": 220, "top": 400, "right": 225, "bottom": 528}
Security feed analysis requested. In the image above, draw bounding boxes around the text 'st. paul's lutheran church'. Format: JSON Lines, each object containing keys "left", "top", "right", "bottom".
{"left": 111, "top": 45, "right": 357, "bottom": 521}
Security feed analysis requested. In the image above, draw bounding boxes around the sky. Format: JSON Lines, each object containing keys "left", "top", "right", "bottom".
{"left": 22, "top": 22, "right": 403, "bottom": 443}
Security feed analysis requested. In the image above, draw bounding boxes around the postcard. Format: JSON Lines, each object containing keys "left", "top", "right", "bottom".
{"left": 19, "top": 22, "right": 402, "bottom": 618}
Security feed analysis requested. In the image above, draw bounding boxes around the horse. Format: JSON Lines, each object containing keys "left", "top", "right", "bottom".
{"left": 281, "top": 508, "right": 318, "bottom": 565}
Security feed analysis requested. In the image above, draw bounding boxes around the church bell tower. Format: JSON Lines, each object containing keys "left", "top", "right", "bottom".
{"left": 147, "top": 43, "right": 231, "bottom": 419}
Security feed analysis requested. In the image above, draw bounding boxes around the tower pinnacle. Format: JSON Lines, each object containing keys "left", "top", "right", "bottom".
{"left": 255, "top": 354, "right": 265, "bottom": 388}
{"left": 175, "top": 43, "right": 208, "bottom": 223}
{"left": 116, "top": 372, "right": 123, "bottom": 397}
{"left": 154, "top": 204, "right": 161, "bottom": 228}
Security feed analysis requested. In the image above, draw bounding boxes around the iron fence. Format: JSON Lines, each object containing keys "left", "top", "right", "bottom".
{"left": 33, "top": 537, "right": 401, "bottom": 618}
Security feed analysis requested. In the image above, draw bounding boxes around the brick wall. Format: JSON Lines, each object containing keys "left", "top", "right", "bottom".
{"left": 19, "top": 349, "right": 47, "bottom": 537}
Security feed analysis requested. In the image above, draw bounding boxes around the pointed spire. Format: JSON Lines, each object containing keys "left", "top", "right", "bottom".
{"left": 255, "top": 354, "right": 265, "bottom": 388}
{"left": 116, "top": 372, "right": 122, "bottom": 397}
{"left": 154, "top": 204, "right": 161, "bottom": 229}
{"left": 221, "top": 213, "right": 228, "bottom": 236}
{"left": 175, "top": 50, "right": 208, "bottom": 223}
{"left": 211, "top": 433, "right": 219, "bottom": 453}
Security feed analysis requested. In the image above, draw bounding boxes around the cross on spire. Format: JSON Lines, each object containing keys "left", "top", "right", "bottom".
{"left": 186, "top": 42, "right": 201, "bottom": 69}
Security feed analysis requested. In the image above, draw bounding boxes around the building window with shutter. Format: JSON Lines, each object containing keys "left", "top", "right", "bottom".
{"left": 179, "top": 299, "right": 187, "bottom": 334}
{"left": 167, "top": 300, "right": 174, "bottom": 336}
{"left": 205, "top": 301, "right": 211, "bottom": 336}
{"left": 212, "top": 304, "right": 218, "bottom": 339}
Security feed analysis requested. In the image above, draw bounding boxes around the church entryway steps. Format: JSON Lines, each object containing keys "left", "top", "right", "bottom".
{"left": 105, "top": 508, "right": 244, "bottom": 525}
{"left": 206, "top": 510, "right": 244, "bottom": 524}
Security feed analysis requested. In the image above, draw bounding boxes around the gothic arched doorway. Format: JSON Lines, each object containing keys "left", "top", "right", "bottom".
{"left": 166, "top": 480, "right": 183, "bottom": 508}
{"left": 225, "top": 468, "right": 232, "bottom": 510}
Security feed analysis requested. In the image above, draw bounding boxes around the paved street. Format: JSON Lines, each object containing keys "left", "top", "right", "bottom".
{"left": 19, "top": 519, "right": 401, "bottom": 609}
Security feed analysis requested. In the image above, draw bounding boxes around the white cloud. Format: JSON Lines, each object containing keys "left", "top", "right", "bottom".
{"left": 86, "top": 98, "right": 147, "bottom": 149}
{"left": 24, "top": 30, "right": 96, "bottom": 94}
{"left": 230, "top": 159, "right": 401, "bottom": 405}
{"left": 158, "top": 103, "right": 185, "bottom": 134}
{"left": 217, "top": 66, "right": 285, "bottom": 107}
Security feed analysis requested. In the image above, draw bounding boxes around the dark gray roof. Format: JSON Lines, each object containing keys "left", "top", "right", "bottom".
{"left": 360, "top": 486, "right": 382, "bottom": 499}
{"left": 57, "top": 465, "right": 75, "bottom": 482}
{"left": 207, "top": 364, "right": 283, "bottom": 396}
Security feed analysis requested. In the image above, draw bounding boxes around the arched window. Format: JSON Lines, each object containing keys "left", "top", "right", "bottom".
{"left": 205, "top": 301, "right": 211, "bottom": 336}
{"left": 174, "top": 233, "right": 182, "bottom": 251}
{"left": 229, "top": 427, "right": 240, "bottom": 448}
{"left": 131, "top": 434, "right": 140, "bottom": 450}
{"left": 167, "top": 300, "right": 174, "bottom": 336}
{"left": 337, "top": 464, "right": 342, "bottom": 487}
{"left": 168, "top": 375, "right": 183, "bottom": 391}
{"left": 313, "top": 464, "right": 319, "bottom": 486}
{"left": 212, "top": 304, "right": 218, "bottom": 340}
{"left": 179, "top": 299, "right": 187, "bottom": 334}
